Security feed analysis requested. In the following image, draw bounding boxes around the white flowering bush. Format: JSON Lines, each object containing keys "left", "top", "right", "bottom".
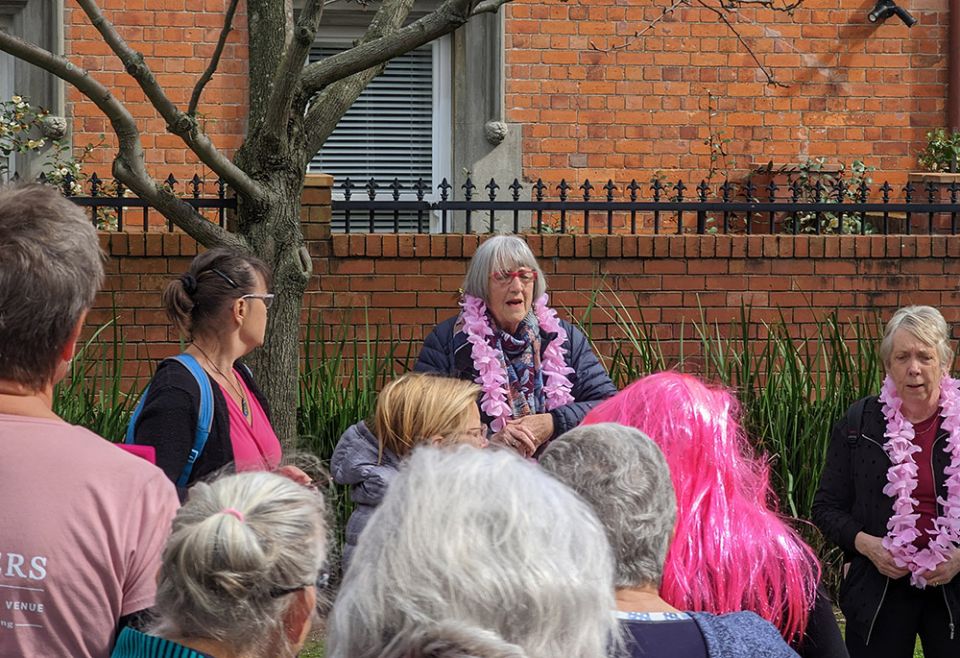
{"left": 0, "top": 95, "right": 116, "bottom": 229}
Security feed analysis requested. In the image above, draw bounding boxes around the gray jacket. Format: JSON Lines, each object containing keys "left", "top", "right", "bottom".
{"left": 330, "top": 420, "right": 400, "bottom": 569}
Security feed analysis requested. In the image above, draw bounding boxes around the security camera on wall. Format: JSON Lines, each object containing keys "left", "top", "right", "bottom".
{"left": 867, "top": 0, "right": 918, "bottom": 27}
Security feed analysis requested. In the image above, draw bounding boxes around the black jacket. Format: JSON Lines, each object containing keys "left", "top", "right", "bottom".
{"left": 812, "top": 394, "right": 960, "bottom": 641}
{"left": 130, "top": 358, "right": 271, "bottom": 497}
{"left": 414, "top": 315, "right": 617, "bottom": 441}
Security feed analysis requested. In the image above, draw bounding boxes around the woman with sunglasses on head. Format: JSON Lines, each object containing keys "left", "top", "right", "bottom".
{"left": 111, "top": 470, "right": 328, "bottom": 658}
{"left": 128, "top": 248, "right": 284, "bottom": 496}
{"left": 415, "top": 235, "right": 616, "bottom": 456}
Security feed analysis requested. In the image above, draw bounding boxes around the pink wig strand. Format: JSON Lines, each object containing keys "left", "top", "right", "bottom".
{"left": 583, "top": 371, "right": 819, "bottom": 644}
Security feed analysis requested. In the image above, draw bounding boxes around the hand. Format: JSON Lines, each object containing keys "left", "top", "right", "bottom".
{"left": 855, "top": 532, "right": 910, "bottom": 579}
{"left": 491, "top": 423, "right": 538, "bottom": 458}
{"left": 505, "top": 413, "right": 554, "bottom": 448}
{"left": 920, "top": 547, "right": 960, "bottom": 587}
{"left": 275, "top": 464, "right": 315, "bottom": 488}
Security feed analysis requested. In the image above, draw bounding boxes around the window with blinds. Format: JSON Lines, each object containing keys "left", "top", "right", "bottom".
{"left": 308, "top": 43, "right": 443, "bottom": 232}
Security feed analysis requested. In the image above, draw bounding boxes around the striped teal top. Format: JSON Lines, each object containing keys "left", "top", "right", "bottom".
{"left": 111, "top": 627, "right": 215, "bottom": 658}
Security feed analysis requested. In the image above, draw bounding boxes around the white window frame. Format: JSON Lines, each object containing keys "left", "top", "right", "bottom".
{"left": 308, "top": 33, "right": 452, "bottom": 232}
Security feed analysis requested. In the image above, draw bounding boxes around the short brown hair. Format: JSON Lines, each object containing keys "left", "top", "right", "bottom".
{"left": 0, "top": 184, "right": 104, "bottom": 389}
{"left": 373, "top": 373, "right": 481, "bottom": 459}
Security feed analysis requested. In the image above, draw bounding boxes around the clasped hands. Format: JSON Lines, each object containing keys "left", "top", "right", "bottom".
{"left": 490, "top": 413, "right": 554, "bottom": 458}
{"left": 855, "top": 532, "right": 960, "bottom": 586}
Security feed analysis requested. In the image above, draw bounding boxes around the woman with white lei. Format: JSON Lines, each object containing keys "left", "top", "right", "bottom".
{"left": 813, "top": 305, "right": 960, "bottom": 658}
{"left": 414, "top": 235, "right": 617, "bottom": 455}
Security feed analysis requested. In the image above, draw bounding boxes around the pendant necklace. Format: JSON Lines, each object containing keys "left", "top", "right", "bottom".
{"left": 192, "top": 344, "right": 249, "bottom": 417}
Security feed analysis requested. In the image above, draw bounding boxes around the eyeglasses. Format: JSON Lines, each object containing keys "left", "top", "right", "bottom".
{"left": 490, "top": 269, "right": 537, "bottom": 285}
{"left": 269, "top": 567, "right": 330, "bottom": 612}
{"left": 462, "top": 423, "right": 488, "bottom": 441}
{"left": 241, "top": 293, "right": 275, "bottom": 310}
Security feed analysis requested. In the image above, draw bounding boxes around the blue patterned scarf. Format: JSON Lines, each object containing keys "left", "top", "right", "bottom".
{"left": 492, "top": 312, "right": 545, "bottom": 418}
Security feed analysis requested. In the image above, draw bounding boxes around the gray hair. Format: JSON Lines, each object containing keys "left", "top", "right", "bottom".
{"left": 0, "top": 184, "right": 104, "bottom": 389}
{"left": 462, "top": 235, "right": 546, "bottom": 302}
{"left": 151, "top": 471, "right": 328, "bottom": 656}
{"left": 540, "top": 423, "right": 677, "bottom": 590}
{"left": 326, "top": 446, "right": 618, "bottom": 658}
{"left": 880, "top": 305, "right": 954, "bottom": 372}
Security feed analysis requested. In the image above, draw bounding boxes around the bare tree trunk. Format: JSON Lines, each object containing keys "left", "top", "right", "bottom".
{"left": 232, "top": 162, "right": 310, "bottom": 447}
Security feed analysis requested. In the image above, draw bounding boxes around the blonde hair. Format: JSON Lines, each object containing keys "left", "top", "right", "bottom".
{"left": 374, "top": 373, "right": 481, "bottom": 458}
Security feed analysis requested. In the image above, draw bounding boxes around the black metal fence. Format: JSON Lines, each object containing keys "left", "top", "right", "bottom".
{"left": 333, "top": 176, "right": 960, "bottom": 235}
{"left": 44, "top": 172, "right": 236, "bottom": 231}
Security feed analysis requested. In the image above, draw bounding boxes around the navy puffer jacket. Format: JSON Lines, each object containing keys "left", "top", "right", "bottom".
{"left": 414, "top": 314, "right": 617, "bottom": 441}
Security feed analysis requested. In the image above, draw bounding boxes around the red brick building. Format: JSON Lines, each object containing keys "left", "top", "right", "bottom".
{"left": 53, "top": 0, "right": 956, "bottom": 191}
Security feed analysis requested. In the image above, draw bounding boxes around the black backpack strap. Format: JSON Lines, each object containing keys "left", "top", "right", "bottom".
{"left": 845, "top": 397, "right": 868, "bottom": 446}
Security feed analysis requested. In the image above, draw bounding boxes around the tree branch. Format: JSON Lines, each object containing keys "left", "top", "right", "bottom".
{"left": 594, "top": 0, "right": 793, "bottom": 87}
{"left": 261, "top": 0, "right": 324, "bottom": 147}
{"left": 300, "top": 0, "right": 503, "bottom": 96}
{"left": 592, "top": 0, "right": 687, "bottom": 51}
{"left": 301, "top": 0, "right": 418, "bottom": 160}
{"left": 470, "top": 0, "right": 510, "bottom": 15}
{"left": 188, "top": 0, "right": 241, "bottom": 116}
{"left": 75, "top": 0, "right": 266, "bottom": 204}
{"left": 0, "top": 31, "right": 244, "bottom": 248}
{"left": 695, "top": 0, "right": 787, "bottom": 87}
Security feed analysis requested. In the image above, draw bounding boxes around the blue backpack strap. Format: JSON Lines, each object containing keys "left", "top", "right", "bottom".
{"left": 124, "top": 354, "right": 214, "bottom": 488}
{"left": 169, "top": 354, "right": 214, "bottom": 488}
{"left": 124, "top": 384, "right": 150, "bottom": 444}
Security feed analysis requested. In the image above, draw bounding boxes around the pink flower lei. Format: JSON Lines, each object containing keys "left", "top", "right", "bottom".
{"left": 460, "top": 293, "right": 575, "bottom": 432}
{"left": 879, "top": 374, "right": 960, "bottom": 587}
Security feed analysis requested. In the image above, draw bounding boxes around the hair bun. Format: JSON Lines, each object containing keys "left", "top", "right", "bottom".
{"left": 180, "top": 273, "right": 198, "bottom": 295}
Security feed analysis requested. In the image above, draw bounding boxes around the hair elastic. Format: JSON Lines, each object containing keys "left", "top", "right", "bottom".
{"left": 221, "top": 507, "right": 245, "bottom": 522}
{"left": 180, "top": 273, "right": 198, "bottom": 295}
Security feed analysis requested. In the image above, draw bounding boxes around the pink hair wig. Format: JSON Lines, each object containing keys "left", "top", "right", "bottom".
{"left": 583, "top": 371, "right": 819, "bottom": 643}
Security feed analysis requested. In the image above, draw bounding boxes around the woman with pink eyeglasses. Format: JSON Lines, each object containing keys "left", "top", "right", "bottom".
{"left": 415, "top": 235, "right": 616, "bottom": 455}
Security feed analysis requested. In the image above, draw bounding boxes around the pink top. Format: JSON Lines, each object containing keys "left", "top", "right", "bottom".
{"left": 224, "top": 369, "right": 282, "bottom": 471}
{"left": 912, "top": 412, "right": 942, "bottom": 549}
{"left": 0, "top": 414, "right": 179, "bottom": 658}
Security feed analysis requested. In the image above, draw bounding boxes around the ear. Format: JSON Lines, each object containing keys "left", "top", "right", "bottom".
{"left": 232, "top": 296, "right": 247, "bottom": 324}
{"left": 59, "top": 311, "right": 87, "bottom": 364}
{"left": 52, "top": 311, "right": 88, "bottom": 385}
{"left": 282, "top": 587, "right": 315, "bottom": 652}
{"left": 428, "top": 434, "right": 446, "bottom": 446}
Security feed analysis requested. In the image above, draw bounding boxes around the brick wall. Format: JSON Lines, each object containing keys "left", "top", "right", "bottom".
{"left": 90, "top": 174, "right": 960, "bottom": 389}
{"left": 64, "top": 0, "right": 249, "bottom": 182}
{"left": 504, "top": 0, "right": 949, "bottom": 185}
{"left": 64, "top": 0, "right": 950, "bottom": 192}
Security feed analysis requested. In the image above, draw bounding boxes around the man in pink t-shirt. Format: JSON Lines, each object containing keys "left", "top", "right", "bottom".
{"left": 0, "top": 184, "right": 180, "bottom": 657}
{"left": 0, "top": 416, "right": 179, "bottom": 657}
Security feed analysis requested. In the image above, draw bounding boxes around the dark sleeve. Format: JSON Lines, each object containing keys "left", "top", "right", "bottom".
{"left": 414, "top": 323, "right": 453, "bottom": 375}
{"left": 811, "top": 412, "right": 864, "bottom": 556}
{"left": 794, "top": 583, "right": 848, "bottom": 658}
{"left": 131, "top": 369, "right": 199, "bottom": 490}
{"left": 548, "top": 322, "right": 618, "bottom": 439}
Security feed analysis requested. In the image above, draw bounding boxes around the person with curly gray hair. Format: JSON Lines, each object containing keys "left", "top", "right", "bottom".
{"left": 110, "top": 470, "right": 328, "bottom": 658}
{"left": 540, "top": 423, "right": 800, "bottom": 658}
{"left": 0, "top": 184, "right": 179, "bottom": 658}
{"left": 326, "top": 445, "right": 618, "bottom": 658}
